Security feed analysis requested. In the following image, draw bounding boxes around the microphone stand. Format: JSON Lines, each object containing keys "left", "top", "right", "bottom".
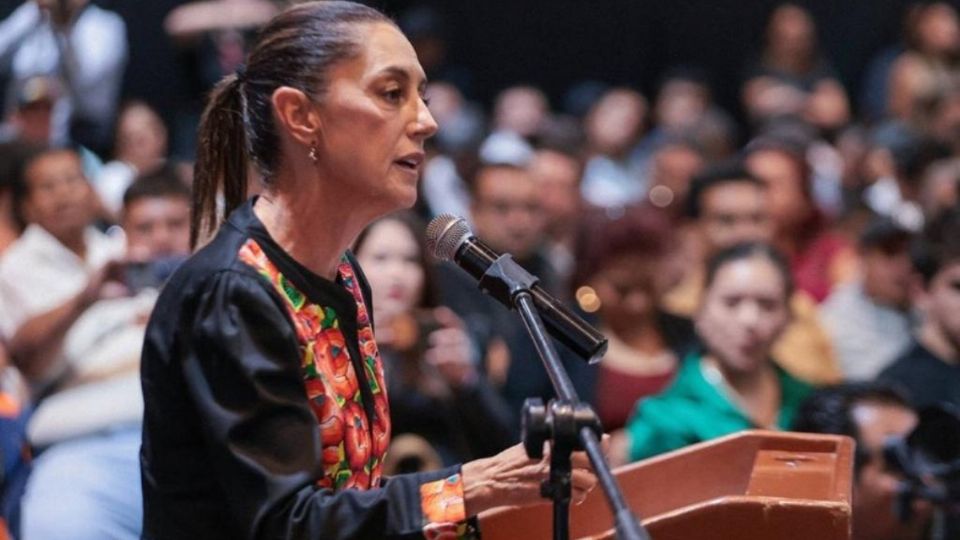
{"left": 478, "top": 255, "right": 650, "bottom": 540}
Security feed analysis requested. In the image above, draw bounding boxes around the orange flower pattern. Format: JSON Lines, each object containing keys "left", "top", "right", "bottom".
{"left": 238, "top": 240, "right": 473, "bottom": 538}
{"left": 238, "top": 239, "right": 388, "bottom": 490}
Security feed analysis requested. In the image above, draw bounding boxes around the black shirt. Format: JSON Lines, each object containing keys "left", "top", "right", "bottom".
{"left": 878, "top": 340, "right": 960, "bottom": 411}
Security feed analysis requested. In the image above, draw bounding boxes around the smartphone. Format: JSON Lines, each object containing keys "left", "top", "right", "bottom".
{"left": 123, "top": 256, "right": 187, "bottom": 293}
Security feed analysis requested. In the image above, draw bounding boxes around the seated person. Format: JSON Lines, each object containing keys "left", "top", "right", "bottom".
{"left": 792, "top": 383, "right": 931, "bottom": 540}
{"left": 664, "top": 161, "right": 841, "bottom": 385}
{"left": 353, "top": 212, "right": 514, "bottom": 466}
{"left": 574, "top": 206, "right": 695, "bottom": 431}
{"left": 0, "top": 150, "right": 190, "bottom": 540}
{"left": 821, "top": 218, "right": 914, "bottom": 380}
{"left": 625, "top": 242, "right": 813, "bottom": 461}
{"left": 879, "top": 208, "right": 960, "bottom": 410}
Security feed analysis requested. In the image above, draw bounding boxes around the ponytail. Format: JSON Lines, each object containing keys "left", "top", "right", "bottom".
{"left": 191, "top": 74, "right": 250, "bottom": 249}
{"left": 189, "top": 1, "right": 394, "bottom": 248}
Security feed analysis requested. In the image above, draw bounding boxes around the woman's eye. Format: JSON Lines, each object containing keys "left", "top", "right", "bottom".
{"left": 384, "top": 88, "right": 403, "bottom": 103}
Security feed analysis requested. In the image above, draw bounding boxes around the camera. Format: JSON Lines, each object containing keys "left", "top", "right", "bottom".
{"left": 883, "top": 405, "right": 960, "bottom": 539}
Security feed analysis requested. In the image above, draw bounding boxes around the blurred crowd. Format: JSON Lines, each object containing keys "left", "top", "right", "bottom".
{"left": 0, "top": 1, "right": 958, "bottom": 539}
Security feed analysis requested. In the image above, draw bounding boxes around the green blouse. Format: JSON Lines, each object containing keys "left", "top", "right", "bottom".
{"left": 626, "top": 352, "right": 813, "bottom": 462}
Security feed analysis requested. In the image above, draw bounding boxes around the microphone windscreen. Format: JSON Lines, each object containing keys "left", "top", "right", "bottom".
{"left": 426, "top": 214, "right": 471, "bottom": 261}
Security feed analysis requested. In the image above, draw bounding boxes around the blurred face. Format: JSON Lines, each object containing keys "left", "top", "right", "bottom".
{"left": 355, "top": 219, "right": 424, "bottom": 323}
{"left": 116, "top": 104, "right": 167, "bottom": 170}
{"left": 745, "top": 149, "right": 810, "bottom": 233}
{"left": 699, "top": 181, "right": 773, "bottom": 254}
{"left": 648, "top": 144, "right": 704, "bottom": 209}
{"left": 591, "top": 254, "right": 667, "bottom": 331}
{"left": 13, "top": 100, "right": 53, "bottom": 145}
{"left": 655, "top": 80, "right": 709, "bottom": 131}
{"left": 697, "top": 256, "right": 790, "bottom": 374}
{"left": 768, "top": 4, "right": 815, "bottom": 59}
{"left": 586, "top": 89, "right": 647, "bottom": 156}
{"left": 862, "top": 244, "right": 913, "bottom": 310}
{"left": 22, "top": 150, "right": 93, "bottom": 242}
{"left": 493, "top": 86, "right": 548, "bottom": 137}
{"left": 851, "top": 401, "right": 926, "bottom": 540}
{"left": 924, "top": 261, "right": 960, "bottom": 353}
{"left": 529, "top": 150, "right": 581, "bottom": 233}
{"left": 122, "top": 195, "right": 190, "bottom": 259}
{"left": 313, "top": 22, "right": 438, "bottom": 213}
{"left": 471, "top": 166, "right": 544, "bottom": 258}
{"left": 916, "top": 3, "right": 960, "bottom": 55}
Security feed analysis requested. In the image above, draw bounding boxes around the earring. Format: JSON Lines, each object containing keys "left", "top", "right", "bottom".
{"left": 308, "top": 145, "right": 318, "bottom": 164}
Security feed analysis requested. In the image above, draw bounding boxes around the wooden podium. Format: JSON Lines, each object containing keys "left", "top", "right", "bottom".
{"left": 479, "top": 430, "right": 854, "bottom": 540}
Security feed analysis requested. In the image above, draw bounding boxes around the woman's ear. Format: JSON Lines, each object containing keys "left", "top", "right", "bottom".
{"left": 271, "top": 86, "right": 321, "bottom": 146}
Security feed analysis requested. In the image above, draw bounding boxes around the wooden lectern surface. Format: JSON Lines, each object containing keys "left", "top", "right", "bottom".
{"left": 478, "top": 430, "right": 853, "bottom": 540}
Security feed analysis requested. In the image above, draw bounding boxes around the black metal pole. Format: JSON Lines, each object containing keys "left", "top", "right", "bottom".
{"left": 514, "top": 292, "right": 650, "bottom": 540}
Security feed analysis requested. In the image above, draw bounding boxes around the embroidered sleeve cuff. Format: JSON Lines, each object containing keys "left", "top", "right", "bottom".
{"left": 419, "top": 472, "right": 479, "bottom": 540}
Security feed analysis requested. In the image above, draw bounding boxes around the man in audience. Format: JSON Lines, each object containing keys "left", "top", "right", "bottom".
{"left": 0, "top": 149, "right": 189, "bottom": 539}
{"left": 664, "top": 161, "right": 841, "bottom": 384}
{"left": 822, "top": 218, "right": 914, "bottom": 380}
{"left": 529, "top": 145, "right": 588, "bottom": 299}
{"left": 436, "top": 162, "right": 596, "bottom": 418}
{"left": 879, "top": 208, "right": 960, "bottom": 410}
{"left": 0, "top": 0, "right": 128, "bottom": 153}
{"left": 793, "top": 383, "right": 931, "bottom": 540}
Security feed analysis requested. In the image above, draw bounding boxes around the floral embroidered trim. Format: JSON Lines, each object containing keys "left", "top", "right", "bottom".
{"left": 237, "top": 239, "right": 390, "bottom": 490}
{"left": 420, "top": 473, "right": 478, "bottom": 539}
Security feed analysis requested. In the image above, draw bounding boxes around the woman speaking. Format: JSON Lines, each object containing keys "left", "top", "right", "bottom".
{"left": 139, "top": 2, "right": 597, "bottom": 539}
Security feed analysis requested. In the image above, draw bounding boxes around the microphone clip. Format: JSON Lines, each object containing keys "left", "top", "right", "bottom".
{"left": 477, "top": 254, "right": 539, "bottom": 308}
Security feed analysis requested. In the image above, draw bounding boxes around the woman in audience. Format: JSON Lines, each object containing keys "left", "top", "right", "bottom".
{"left": 745, "top": 136, "right": 857, "bottom": 302}
{"left": 353, "top": 212, "right": 514, "bottom": 467}
{"left": 574, "top": 206, "right": 695, "bottom": 431}
{"left": 624, "top": 242, "right": 813, "bottom": 461}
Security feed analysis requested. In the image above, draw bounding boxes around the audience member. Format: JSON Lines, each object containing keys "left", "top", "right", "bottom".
{"left": 0, "top": 76, "right": 57, "bottom": 147}
{"left": 624, "top": 242, "right": 813, "bottom": 461}
{"left": 642, "top": 136, "right": 705, "bottom": 219}
{"left": 353, "top": 212, "right": 514, "bottom": 466}
{"left": 0, "top": 141, "right": 35, "bottom": 254}
{"left": 665, "top": 162, "right": 842, "bottom": 385}
{"left": 887, "top": 2, "right": 960, "bottom": 122}
{"left": 792, "top": 383, "right": 930, "bottom": 540}
{"left": 741, "top": 3, "right": 850, "bottom": 133}
{"left": 0, "top": 156, "right": 190, "bottom": 539}
{"left": 0, "top": 0, "right": 127, "bottom": 154}
{"left": 95, "top": 101, "right": 170, "bottom": 219}
{"left": 528, "top": 145, "right": 587, "bottom": 297}
{"left": 745, "top": 135, "right": 857, "bottom": 302}
{"left": 821, "top": 218, "right": 914, "bottom": 380}
{"left": 574, "top": 207, "right": 695, "bottom": 431}
{"left": 879, "top": 208, "right": 960, "bottom": 410}
{"left": 580, "top": 87, "right": 648, "bottom": 207}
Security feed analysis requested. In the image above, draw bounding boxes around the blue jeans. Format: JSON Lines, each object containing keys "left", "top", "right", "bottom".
{"left": 21, "top": 425, "right": 142, "bottom": 540}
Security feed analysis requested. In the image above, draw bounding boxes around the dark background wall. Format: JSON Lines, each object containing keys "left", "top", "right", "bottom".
{"left": 0, "top": 0, "right": 955, "bottom": 126}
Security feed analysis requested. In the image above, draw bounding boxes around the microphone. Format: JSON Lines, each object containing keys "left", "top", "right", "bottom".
{"left": 426, "top": 214, "right": 607, "bottom": 364}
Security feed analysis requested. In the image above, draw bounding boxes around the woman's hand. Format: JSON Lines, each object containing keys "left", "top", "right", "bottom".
{"left": 460, "top": 438, "right": 606, "bottom": 516}
{"left": 424, "top": 307, "right": 477, "bottom": 388}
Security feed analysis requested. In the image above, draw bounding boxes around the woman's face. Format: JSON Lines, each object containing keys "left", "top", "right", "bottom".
{"left": 697, "top": 256, "right": 789, "bottom": 374}
{"left": 591, "top": 254, "right": 667, "bottom": 330}
{"left": 745, "top": 149, "right": 810, "bottom": 233}
{"left": 355, "top": 219, "right": 424, "bottom": 323}
{"left": 312, "top": 22, "right": 438, "bottom": 213}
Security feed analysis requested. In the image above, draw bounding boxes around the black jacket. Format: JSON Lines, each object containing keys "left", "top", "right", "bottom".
{"left": 140, "top": 201, "right": 461, "bottom": 540}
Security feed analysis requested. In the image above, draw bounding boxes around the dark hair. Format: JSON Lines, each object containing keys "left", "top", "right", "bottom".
{"left": 792, "top": 382, "right": 911, "bottom": 475}
{"left": 0, "top": 141, "right": 43, "bottom": 230}
{"left": 123, "top": 167, "right": 191, "bottom": 210}
{"left": 12, "top": 146, "right": 81, "bottom": 224}
{"left": 353, "top": 211, "right": 437, "bottom": 309}
{"left": 912, "top": 206, "right": 960, "bottom": 286}
{"left": 704, "top": 242, "right": 794, "bottom": 300}
{"left": 192, "top": 1, "right": 393, "bottom": 247}
{"left": 574, "top": 205, "right": 674, "bottom": 286}
{"left": 686, "top": 160, "right": 764, "bottom": 219}
{"left": 465, "top": 163, "right": 528, "bottom": 198}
